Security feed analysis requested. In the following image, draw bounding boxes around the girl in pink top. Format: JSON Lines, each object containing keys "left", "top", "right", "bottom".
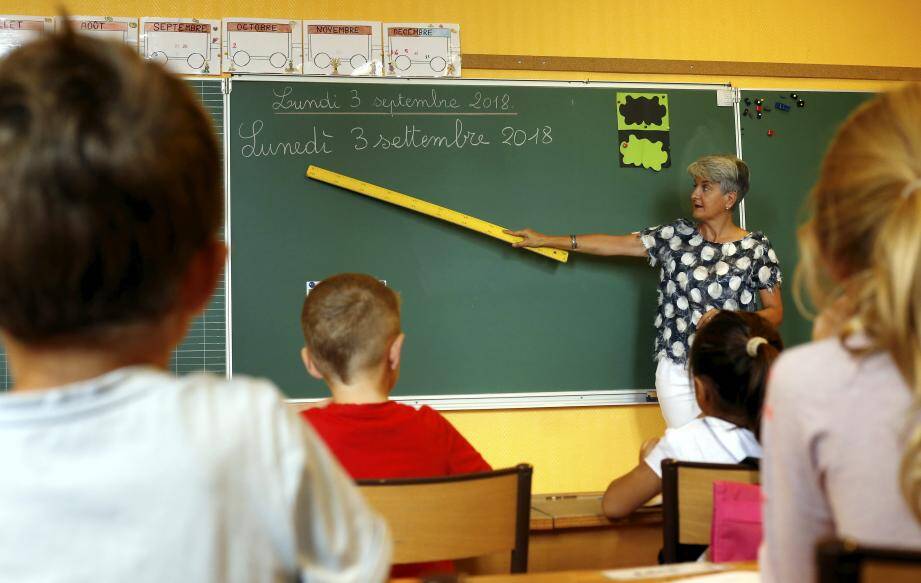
{"left": 761, "top": 83, "right": 921, "bottom": 582}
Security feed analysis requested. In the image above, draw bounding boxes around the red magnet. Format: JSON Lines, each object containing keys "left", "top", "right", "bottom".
{"left": 756, "top": 104, "right": 763, "bottom": 112}
{"left": 767, "top": 129, "right": 774, "bottom": 137}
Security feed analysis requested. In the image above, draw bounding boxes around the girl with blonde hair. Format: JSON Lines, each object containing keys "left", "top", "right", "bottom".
{"left": 761, "top": 83, "right": 921, "bottom": 582}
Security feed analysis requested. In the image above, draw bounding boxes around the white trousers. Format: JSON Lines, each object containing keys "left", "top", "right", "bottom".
{"left": 655, "top": 358, "right": 701, "bottom": 428}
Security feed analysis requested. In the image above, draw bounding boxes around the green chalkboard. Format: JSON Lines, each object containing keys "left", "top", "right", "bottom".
{"left": 740, "top": 90, "right": 872, "bottom": 348}
{"left": 228, "top": 78, "right": 737, "bottom": 398}
{"left": 0, "top": 82, "right": 876, "bottom": 398}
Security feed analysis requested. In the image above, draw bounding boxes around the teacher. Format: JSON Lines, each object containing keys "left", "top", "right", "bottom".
{"left": 506, "top": 155, "right": 783, "bottom": 428}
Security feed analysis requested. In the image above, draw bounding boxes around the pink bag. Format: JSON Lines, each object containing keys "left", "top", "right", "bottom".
{"left": 710, "top": 480, "right": 763, "bottom": 563}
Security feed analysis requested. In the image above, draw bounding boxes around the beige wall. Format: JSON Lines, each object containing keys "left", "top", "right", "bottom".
{"left": 9, "top": 0, "right": 917, "bottom": 491}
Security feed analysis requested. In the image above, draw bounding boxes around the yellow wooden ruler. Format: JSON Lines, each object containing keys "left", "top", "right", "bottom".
{"left": 306, "top": 165, "right": 569, "bottom": 263}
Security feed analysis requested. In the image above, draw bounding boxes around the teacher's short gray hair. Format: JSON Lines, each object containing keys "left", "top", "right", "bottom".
{"left": 688, "top": 155, "right": 750, "bottom": 209}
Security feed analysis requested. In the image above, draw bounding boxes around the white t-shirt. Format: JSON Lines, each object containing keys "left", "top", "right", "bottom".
{"left": 0, "top": 366, "right": 391, "bottom": 583}
{"left": 644, "top": 416, "right": 762, "bottom": 477}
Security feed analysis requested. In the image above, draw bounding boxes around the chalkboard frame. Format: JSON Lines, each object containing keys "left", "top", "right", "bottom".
{"left": 225, "top": 75, "right": 739, "bottom": 408}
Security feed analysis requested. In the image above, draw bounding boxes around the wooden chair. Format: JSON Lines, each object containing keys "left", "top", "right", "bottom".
{"left": 661, "top": 458, "right": 760, "bottom": 563}
{"left": 817, "top": 538, "right": 921, "bottom": 583}
{"left": 357, "top": 464, "right": 533, "bottom": 573}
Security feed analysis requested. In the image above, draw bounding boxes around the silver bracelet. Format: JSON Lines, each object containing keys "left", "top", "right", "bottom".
{"left": 570, "top": 234, "right": 578, "bottom": 250}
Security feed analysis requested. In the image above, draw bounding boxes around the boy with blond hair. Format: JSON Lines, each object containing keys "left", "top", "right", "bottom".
{"left": 300, "top": 273, "right": 491, "bottom": 479}
{"left": 300, "top": 274, "right": 491, "bottom": 576}
{"left": 0, "top": 29, "right": 389, "bottom": 582}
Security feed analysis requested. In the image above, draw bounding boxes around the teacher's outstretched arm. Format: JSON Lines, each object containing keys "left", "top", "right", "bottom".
{"left": 503, "top": 228, "right": 647, "bottom": 257}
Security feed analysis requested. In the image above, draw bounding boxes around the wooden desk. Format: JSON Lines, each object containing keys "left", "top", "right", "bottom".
{"left": 528, "top": 493, "right": 663, "bottom": 572}
{"left": 394, "top": 562, "right": 758, "bottom": 582}
{"left": 530, "top": 506, "right": 554, "bottom": 531}
{"left": 460, "top": 492, "right": 663, "bottom": 574}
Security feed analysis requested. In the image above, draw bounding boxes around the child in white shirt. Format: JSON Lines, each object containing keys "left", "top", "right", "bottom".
{"left": 602, "top": 310, "right": 781, "bottom": 518}
{"left": 0, "top": 28, "right": 389, "bottom": 583}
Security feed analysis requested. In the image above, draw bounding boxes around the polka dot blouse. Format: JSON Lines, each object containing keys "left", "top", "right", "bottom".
{"left": 640, "top": 218, "right": 782, "bottom": 365}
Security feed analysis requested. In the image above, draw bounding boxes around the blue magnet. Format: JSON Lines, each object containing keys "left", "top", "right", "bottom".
{"left": 775, "top": 102, "right": 791, "bottom": 111}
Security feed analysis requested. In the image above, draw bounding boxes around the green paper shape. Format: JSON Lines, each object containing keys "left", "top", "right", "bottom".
{"left": 617, "top": 93, "right": 670, "bottom": 131}
{"left": 620, "top": 134, "right": 668, "bottom": 171}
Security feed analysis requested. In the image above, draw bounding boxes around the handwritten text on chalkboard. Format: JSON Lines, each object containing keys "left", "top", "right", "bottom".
{"left": 242, "top": 86, "right": 553, "bottom": 158}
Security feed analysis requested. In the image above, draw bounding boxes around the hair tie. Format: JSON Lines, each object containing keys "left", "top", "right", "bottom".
{"left": 901, "top": 178, "right": 921, "bottom": 199}
{"left": 746, "top": 336, "right": 768, "bottom": 357}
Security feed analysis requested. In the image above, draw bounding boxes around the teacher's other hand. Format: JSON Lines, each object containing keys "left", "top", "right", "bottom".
{"left": 504, "top": 228, "right": 546, "bottom": 248}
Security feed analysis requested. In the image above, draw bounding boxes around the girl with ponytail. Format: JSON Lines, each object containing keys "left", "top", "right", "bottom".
{"left": 602, "top": 310, "right": 781, "bottom": 519}
{"left": 761, "top": 83, "right": 921, "bottom": 583}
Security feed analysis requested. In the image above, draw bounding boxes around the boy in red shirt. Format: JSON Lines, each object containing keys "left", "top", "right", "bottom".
{"left": 299, "top": 273, "right": 491, "bottom": 576}
{"left": 300, "top": 273, "right": 490, "bottom": 479}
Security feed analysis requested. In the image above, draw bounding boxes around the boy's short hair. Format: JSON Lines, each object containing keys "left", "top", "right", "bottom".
{"left": 301, "top": 274, "right": 401, "bottom": 383}
{"left": 0, "top": 28, "right": 221, "bottom": 343}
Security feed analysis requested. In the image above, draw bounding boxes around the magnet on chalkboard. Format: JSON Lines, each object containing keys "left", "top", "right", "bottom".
{"left": 767, "top": 129, "right": 774, "bottom": 137}
{"left": 756, "top": 111, "right": 763, "bottom": 119}
{"left": 755, "top": 98, "right": 764, "bottom": 106}
{"left": 797, "top": 99, "right": 806, "bottom": 108}
{"left": 744, "top": 98, "right": 751, "bottom": 106}
{"left": 756, "top": 104, "right": 762, "bottom": 112}
{"left": 775, "top": 102, "right": 790, "bottom": 112}
{"left": 791, "top": 93, "right": 798, "bottom": 100}
{"left": 743, "top": 108, "right": 750, "bottom": 117}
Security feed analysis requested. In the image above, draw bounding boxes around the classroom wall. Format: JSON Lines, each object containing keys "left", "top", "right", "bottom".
{"left": 444, "top": 406, "right": 666, "bottom": 492}
{"left": 8, "top": 0, "right": 919, "bottom": 492}
{"left": 10, "top": 0, "right": 920, "bottom": 91}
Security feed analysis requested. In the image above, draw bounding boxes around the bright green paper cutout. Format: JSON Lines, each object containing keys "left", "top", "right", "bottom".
{"left": 620, "top": 134, "right": 668, "bottom": 171}
{"left": 616, "top": 92, "right": 670, "bottom": 131}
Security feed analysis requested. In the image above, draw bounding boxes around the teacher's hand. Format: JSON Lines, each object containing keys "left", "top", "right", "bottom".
{"left": 504, "top": 228, "right": 547, "bottom": 248}
{"left": 697, "top": 308, "right": 720, "bottom": 330}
